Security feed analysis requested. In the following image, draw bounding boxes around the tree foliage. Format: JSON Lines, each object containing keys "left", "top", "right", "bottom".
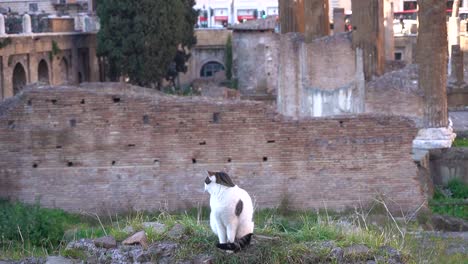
{"left": 97, "top": 0, "right": 197, "bottom": 87}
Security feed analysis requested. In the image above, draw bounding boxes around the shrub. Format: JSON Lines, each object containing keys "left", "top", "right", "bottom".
{"left": 0, "top": 199, "right": 81, "bottom": 247}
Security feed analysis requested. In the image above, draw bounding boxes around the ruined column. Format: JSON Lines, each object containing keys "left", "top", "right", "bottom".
{"left": 448, "top": 0, "right": 460, "bottom": 76}
{"left": 384, "top": 0, "right": 394, "bottom": 61}
{"left": 280, "top": 0, "right": 329, "bottom": 40}
{"left": 333, "top": 8, "right": 345, "bottom": 34}
{"left": 352, "top": 0, "right": 385, "bottom": 80}
{"left": 413, "top": 0, "right": 455, "bottom": 149}
{"left": 0, "top": 14, "right": 6, "bottom": 36}
{"left": 304, "top": 0, "right": 330, "bottom": 41}
{"left": 450, "top": 45, "right": 466, "bottom": 88}
{"left": 279, "top": 0, "right": 303, "bottom": 33}
{"left": 22, "top": 14, "right": 32, "bottom": 34}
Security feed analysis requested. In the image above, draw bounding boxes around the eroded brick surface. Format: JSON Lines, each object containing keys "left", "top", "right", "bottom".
{"left": 0, "top": 84, "right": 426, "bottom": 213}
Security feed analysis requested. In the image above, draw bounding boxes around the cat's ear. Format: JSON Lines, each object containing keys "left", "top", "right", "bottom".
{"left": 215, "top": 172, "right": 235, "bottom": 187}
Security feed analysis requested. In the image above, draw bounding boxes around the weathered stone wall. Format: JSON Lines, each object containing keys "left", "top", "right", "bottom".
{"left": 232, "top": 30, "right": 279, "bottom": 100}
{"left": 0, "top": 84, "right": 427, "bottom": 213}
{"left": 179, "top": 29, "right": 231, "bottom": 85}
{"left": 430, "top": 148, "right": 468, "bottom": 185}
{"left": 277, "top": 32, "right": 362, "bottom": 118}
{"left": 366, "top": 65, "right": 424, "bottom": 126}
{"left": 0, "top": 32, "right": 99, "bottom": 100}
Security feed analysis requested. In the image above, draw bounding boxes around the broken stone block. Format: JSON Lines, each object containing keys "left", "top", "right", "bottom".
{"left": 93, "top": 236, "right": 117, "bottom": 249}
{"left": 122, "top": 231, "right": 148, "bottom": 249}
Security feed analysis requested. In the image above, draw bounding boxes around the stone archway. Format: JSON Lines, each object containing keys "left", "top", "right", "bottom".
{"left": 12, "top": 63, "right": 27, "bottom": 95}
{"left": 200, "top": 61, "right": 225, "bottom": 78}
{"left": 38, "top": 59, "right": 49, "bottom": 84}
{"left": 59, "top": 57, "right": 69, "bottom": 84}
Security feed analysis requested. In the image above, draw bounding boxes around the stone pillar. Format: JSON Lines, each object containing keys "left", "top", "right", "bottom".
{"left": 450, "top": 45, "right": 466, "bottom": 88}
{"left": 88, "top": 0, "right": 96, "bottom": 14}
{"left": 88, "top": 35, "right": 100, "bottom": 82}
{"left": 333, "top": 8, "right": 345, "bottom": 34}
{"left": 22, "top": 14, "right": 32, "bottom": 34}
{"left": 448, "top": 0, "right": 460, "bottom": 76}
{"left": 279, "top": 0, "right": 303, "bottom": 33}
{"left": 0, "top": 14, "right": 6, "bottom": 36}
{"left": 352, "top": 0, "right": 385, "bottom": 80}
{"left": 304, "top": 0, "right": 330, "bottom": 41}
{"left": 384, "top": 0, "right": 394, "bottom": 61}
{"left": 413, "top": 0, "right": 455, "bottom": 149}
{"left": 71, "top": 47, "right": 80, "bottom": 84}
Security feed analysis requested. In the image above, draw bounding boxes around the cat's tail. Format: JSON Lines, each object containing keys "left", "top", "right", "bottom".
{"left": 216, "top": 233, "right": 253, "bottom": 252}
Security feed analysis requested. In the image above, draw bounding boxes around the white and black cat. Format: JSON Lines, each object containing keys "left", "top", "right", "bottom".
{"left": 204, "top": 171, "right": 254, "bottom": 252}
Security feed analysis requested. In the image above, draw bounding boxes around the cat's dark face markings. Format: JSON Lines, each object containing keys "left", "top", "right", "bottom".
{"left": 206, "top": 171, "right": 235, "bottom": 188}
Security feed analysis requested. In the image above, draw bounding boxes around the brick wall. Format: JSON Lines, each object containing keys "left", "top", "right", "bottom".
{"left": 0, "top": 84, "right": 428, "bottom": 213}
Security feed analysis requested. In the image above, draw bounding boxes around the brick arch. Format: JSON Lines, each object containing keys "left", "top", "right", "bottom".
{"left": 12, "top": 63, "right": 27, "bottom": 95}
{"left": 199, "top": 60, "right": 225, "bottom": 78}
{"left": 38, "top": 59, "right": 50, "bottom": 85}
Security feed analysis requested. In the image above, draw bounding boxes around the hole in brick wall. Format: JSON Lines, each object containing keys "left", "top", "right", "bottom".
{"left": 339, "top": 120, "right": 344, "bottom": 127}
{"left": 267, "top": 72, "right": 271, "bottom": 76}
{"left": 128, "top": 144, "right": 135, "bottom": 147}
{"left": 8, "top": 120, "right": 15, "bottom": 129}
{"left": 67, "top": 161, "right": 74, "bottom": 167}
{"left": 192, "top": 158, "right": 197, "bottom": 164}
{"left": 228, "top": 158, "right": 232, "bottom": 163}
{"left": 27, "top": 100, "right": 32, "bottom": 106}
{"left": 199, "top": 141, "right": 206, "bottom": 145}
{"left": 111, "top": 161, "right": 116, "bottom": 166}
{"left": 267, "top": 140, "right": 275, "bottom": 143}
{"left": 154, "top": 159, "right": 159, "bottom": 164}
{"left": 80, "top": 99, "right": 85, "bottom": 104}
{"left": 56, "top": 146, "right": 62, "bottom": 149}
{"left": 353, "top": 26, "right": 357, "bottom": 30}
{"left": 213, "top": 112, "right": 220, "bottom": 123}
{"left": 51, "top": 99, "right": 57, "bottom": 105}
{"left": 263, "top": 157, "right": 268, "bottom": 162}
{"left": 32, "top": 163, "right": 38, "bottom": 168}
{"left": 117, "top": 175, "right": 121, "bottom": 180}
{"left": 156, "top": 122, "right": 160, "bottom": 126}
{"left": 112, "top": 97, "right": 121, "bottom": 103}
{"left": 143, "top": 115, "right": 149, "bottom": 124}
{"left": 70, "top": 119, "right": 76, "bottom": 127}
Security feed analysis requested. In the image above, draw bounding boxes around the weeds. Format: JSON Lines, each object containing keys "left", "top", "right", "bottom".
{"left": 0, "top": 199, "right": 466, "bottom": 263}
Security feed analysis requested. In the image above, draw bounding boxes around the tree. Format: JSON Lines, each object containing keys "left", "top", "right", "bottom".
{"left": 97, "top": 0, "right": 197, "bottom": 87}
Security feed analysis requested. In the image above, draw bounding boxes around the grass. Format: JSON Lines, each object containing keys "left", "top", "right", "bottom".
{"left": 0, "top": 200, "right": 466, "bottom": 263}
{"left": 430, "top": 178, "right": 468, "bottom": 219}
{"left": 452, "top": 137, "right": 468, "bottom": 147}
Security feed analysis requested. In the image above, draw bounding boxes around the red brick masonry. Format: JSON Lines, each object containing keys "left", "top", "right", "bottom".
{"left": 0, "top": 84, "right": 427, "bottom": 213}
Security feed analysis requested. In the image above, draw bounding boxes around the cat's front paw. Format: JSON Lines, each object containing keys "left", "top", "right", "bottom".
{"left": 216, "top": 242, "right": 240, "bottom": 253}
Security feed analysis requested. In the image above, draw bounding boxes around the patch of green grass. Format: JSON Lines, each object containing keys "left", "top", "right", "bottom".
{"left": 453, "top": 137, "right": 468, "bottom": 147}
{"left": 0, "top": 199, "right": 88, "bottom": 248}
{"left": 1, "top": 200, "right": 466, "bottom": 263}
{"left": 430, "top": 178, "right": 468, "bottom": 219}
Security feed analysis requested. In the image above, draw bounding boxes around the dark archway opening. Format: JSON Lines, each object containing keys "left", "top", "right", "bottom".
{"left": 13, "top": 63, "right": 27, "bottom": 95}
{"left": 38, "top": 59, "right": 49, "bottom": 84}
{"left": 200, "top": 61, "right": 225, "bottom": 78}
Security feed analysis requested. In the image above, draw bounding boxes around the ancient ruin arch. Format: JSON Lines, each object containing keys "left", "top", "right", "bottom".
{"left": 38, "top": 59, "right": 49, "bottom": 84}
{"left": 12, "top": 63, "right": 27, "bottom": 95}
{"left": 59, "top": 57, "right": 69, "bottom": 84}
{"left": 200, "top": 61, "right": 225, "bottom": 78}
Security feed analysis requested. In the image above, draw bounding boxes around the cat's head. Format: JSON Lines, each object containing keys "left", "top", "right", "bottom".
{"left": 204, "top": 171, "right": 235, "bottom": 193}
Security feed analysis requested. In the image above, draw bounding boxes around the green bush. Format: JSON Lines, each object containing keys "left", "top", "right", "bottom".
{"left": 447, "top": 178, "right": 468, "bottom": 199}
{"left": 0, "top": 199, "right": 81, "bottom": 247}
